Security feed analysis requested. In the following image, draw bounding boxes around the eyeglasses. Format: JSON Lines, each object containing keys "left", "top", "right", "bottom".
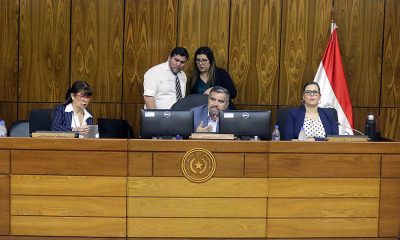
{"left": 195, "top": 58, "right": 209, "bottom": 64}
{"left": 304, "top": 90, "right": 320, "bottom": 96}
{"left": 75, "top": 93, "right": 92, "bottom": 101}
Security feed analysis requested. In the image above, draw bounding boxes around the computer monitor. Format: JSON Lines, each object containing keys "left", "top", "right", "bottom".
{"left": 140, "top": 109, "right": 194, "bottom": 139}
{"left": 219, "top": 110, "right": 272, "bottom": 140}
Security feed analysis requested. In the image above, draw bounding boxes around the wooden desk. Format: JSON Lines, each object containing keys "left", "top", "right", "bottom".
{"left": 0, "top": 138, "right": 399, "bottom": 239}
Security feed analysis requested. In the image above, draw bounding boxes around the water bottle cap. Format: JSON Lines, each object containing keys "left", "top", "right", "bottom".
{"left": 0, "top": 120, "right": 4, "bottom": 125}
{"left": 367, "top": 114, "right": 375, "bottom": 121}
{"left": 274, "top": 125, "right": 279, "bottom": 128}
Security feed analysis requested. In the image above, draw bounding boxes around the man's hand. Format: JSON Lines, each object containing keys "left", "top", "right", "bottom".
{"left": 196, "top": 121, "right": 212, "bottom": 132}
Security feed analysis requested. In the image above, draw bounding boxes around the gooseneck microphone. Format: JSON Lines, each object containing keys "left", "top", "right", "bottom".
{"left": 335, "top": 121, "right": 365, "bottom": 135}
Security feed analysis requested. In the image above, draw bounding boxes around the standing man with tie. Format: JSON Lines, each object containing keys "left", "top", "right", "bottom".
{"left": 143, "top": 47, "right": 189, "bottom": 109}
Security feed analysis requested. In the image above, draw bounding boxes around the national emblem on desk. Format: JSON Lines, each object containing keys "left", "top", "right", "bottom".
{"left": 181, "top": 148, "right": 216, "bottom": 183}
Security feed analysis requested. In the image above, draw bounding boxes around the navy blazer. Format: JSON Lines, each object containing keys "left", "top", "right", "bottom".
{"left": 51, "top": 105, "right": 94, "bottom": 131}
{"left": 192, "top": 104, "right": 219, "bottom": 132}
{"left": 283, "top": 106, "right": 338, "bottom": 140}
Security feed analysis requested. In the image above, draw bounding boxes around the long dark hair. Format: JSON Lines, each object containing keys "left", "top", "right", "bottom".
{"left": 63, "top": 80, "right": 93, "bottom": 105}
{"left": 188, "top": 47, "right": 217, "bottom": 94}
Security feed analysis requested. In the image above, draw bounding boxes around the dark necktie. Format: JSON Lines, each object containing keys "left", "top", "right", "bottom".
{"left": 175, "top": 75, "right": 182, "bottom": 101}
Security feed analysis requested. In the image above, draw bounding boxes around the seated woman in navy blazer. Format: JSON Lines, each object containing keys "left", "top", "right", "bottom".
{"left": 283, "top": 81, "right": 338, "bottom": 141}
{"left": 51, "top": 81, "right": 94, "bottom": 136}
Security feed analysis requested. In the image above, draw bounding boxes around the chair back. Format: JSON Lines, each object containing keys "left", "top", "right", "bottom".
{"left": 171, "top": 94, "right": 209, "bottom": 110}
{"left": 98, "top": 118, "right": 133, "bottom": 139}
{"left": 29, "top": 109, "right": 53, "bottom": 134}
{"left": 8, "top": 120, "right": 30, "bottom": 137}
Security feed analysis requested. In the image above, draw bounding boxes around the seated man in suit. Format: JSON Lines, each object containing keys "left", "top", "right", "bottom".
{"left": 193, "top": 86, "right": 230, "bottom": 132}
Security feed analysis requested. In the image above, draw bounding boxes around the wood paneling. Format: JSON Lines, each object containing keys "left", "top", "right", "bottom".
{"left": 17, "top": 103, "right": 56, "bottom": 120}
{"left": 380, "top": 108, "right": 400, "bottom": 141}
{"left": 279, "top": 0, "right": 331, "bottom": 105}
{"left": 267, "top": 218, "right": 378, "bottom": 238}
{"left": 123, "top": 103, "right": 142, "bottom": 138}
{"left": 0, "top": 175, "right": 10, "bottom": 235}
{"left": 244, "top": 153, "right": 268, "bottom": 177}
{"left": 89, "top": 103, "right": 122, "bottom": 121}
{"left": 128, "top": 152, "right": 152, "bottom": 176}
{"left": 11, "top": 196, "right": 126, "bottom": 217}
{"left": 213, "top": 153, "right": 244, "bottom": 177}
{"left": 0, "top": 0, "right": 18, "bottom": 102}
{"left": 11, "top": 216, "right": 126, "bottom": 237}
{"left": 379, "top": 179, "right": 400, "bottom": 236}
{"left": 153, "top": 152, "right": 183, "bottom": 176}
{"left": 0, "top": 150, "right": 10, "bottom": 174}
{"left": 11, "top": 175, "right": 126, "bottom": 196}
{"left": 269, "top": 154, "right": 380, "bottom": 177}
{"left": 382, "top": 0, "right": 400, "bottom": 107}
{"left": 123, "top": 0, "right": 177, "bottom": 104}
{"left": 19, "top": 0, "right": 70, "bottom": 102}
{"left": 230, "top": 0, "right": 281, "bottom": 105}
{"left": 0, "top": 102, "right": 17, "bottom": 129}
{"left": 335, "top": 0, "right": 384, "bottom": 107}
{"left": 128, "top": 177, "right": 268, "bottom": 197}
{"left": 11, "top": 150, "right": 127, "bottom": 176}
{"left": 382, "top": 155, "right": 400, "bottom": 178}
{"left": 71, "top": 0, "right": 123, "bottom": 103}
{"left": 178, "top": 0, "right": 229, "bottom": 76}
{"left": 269, "top": 198, "right": 379, "bottom": 218}
{"left": 128, "top": 197, "right": 266, "bottom": 218}
{"left": 268, "top": 178, "right": 380, "bottom": 197}
{"left": 127, "top": 218, "right": 266, "bottom": 238}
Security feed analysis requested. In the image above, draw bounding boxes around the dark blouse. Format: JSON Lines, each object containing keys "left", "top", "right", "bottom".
{"left": 190, "top": 67, "right": 237, "bottom": 99}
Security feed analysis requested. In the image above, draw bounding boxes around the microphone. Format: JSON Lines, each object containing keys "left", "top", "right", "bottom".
{"left": 335, "top": 121, "right": 365, "bottom": 135}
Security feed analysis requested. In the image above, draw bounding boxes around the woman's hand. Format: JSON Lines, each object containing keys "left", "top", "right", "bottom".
{"left": 72, "top": 126, "right": 90, "bottom": 135}
{"left": 203, "top": 88, "right": 212, "bottom": 95}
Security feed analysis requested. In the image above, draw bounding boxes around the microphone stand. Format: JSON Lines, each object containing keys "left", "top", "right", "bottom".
{"left": 336, "top": 121, "right": 365, "bottom": 135}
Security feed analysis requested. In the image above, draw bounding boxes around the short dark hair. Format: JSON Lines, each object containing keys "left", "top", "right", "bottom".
{"left": 303, "top": 81, "right": 320, "bottom": 92}
{"left": 210, "top": 86, "right": 230, "bottom": 100}
{"left": 170, "top": 47, "right": 189, "bottom": 59}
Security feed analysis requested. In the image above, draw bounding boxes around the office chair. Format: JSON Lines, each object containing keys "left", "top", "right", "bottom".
{"left": 8, "top": 120, "right": 30, "bottom": 137}
{"left": 29, "top": 109, "right": 53, "bottom": 134}
{"left": 171, "top": 94, "right": 209, "bottom": 110}
{"left": 98, "top": 118, "right": 133, "bottom": 139}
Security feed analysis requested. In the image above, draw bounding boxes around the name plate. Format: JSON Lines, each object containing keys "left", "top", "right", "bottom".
{"left": 32, "top": 131, "right": 78, "bottom": 138}
{"left": 190, "top": 133, "right": 235, "bottom": 140}
{"left": 326, "top": 135, "right": 369, "bottom": 142}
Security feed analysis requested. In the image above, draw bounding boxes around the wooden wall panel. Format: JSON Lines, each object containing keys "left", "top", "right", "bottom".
{"left": 380, "top": 108, "right": 400, "bottom": 141}
{"left": 0, "top": 175, "right": 10, "bottom": 235}
{"left": 269, "top": 154, "right": 380, "bottom": 178}
{"left": 178, "top": 0, "right": 229, "bottom": 76}
{"left": 0, "top": 102, "right": 17, "bottom": 129}
{"left": 127, "top": 218, "right": 266, "bottom": 238}
{"left": 19, "top": 0, "right": 70, "bottom": 102}
{"left": 382, "top": 155, "right": 400, "bottom": 178}
{"left": 123, "top": 0, "right": 177, "bottom": 104}
{"left": 123, "top": 103, "right": 141, "bottom": 138}
{"left": 244, "top": 153, "right": 268, "bottom": 177}
{"left": 71, "top": 0, "right": 124, "bottom": 103}
{"left": 0, "top": 150, "right": 10, "bottom": 174}
{"left": 11, "top": 216, "right": 126, "bottom": 237}
{"left": 229, "top": 0, "right": 281, "bottom": 105}
{"left": 128, "top": 152, "right": 152, "bottom": 176}
{"left": 17, "top": 103, "right": 57, "bottom": 120}
{"left": 379, "top": 179, "right": 400, "bottom": 236}
{"left": 89, "top": 103, "right": 122, "bottom": 121}
{"left": 11, "top": 150, "right": 127, "bottom": 176}
{"left": 334, "top": 0, "right": 384, "bottom": 107}
{"left": 128, "top": 197, "right": 266, "bottom": 218}
{"left": 128, "top": 177, "right": 268, "bottom": 197}
{"left": 279, "top": 0, "right": 331, "bottom": 106}
{"left": 382, "top": 0, "right": 400, "bottom": 107}
{"left": 0, "top": 0, "right": 18, "bottom": 102}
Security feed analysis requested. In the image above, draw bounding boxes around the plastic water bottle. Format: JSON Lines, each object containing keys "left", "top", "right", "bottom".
{"left": 0, "top": 120, "right": 7, "bottom": 137}
{"left": 272, "top": 125, "right": 280, "bottom": 141}
{"left": 298, "top": 127, "right": 306, "bottom": 141}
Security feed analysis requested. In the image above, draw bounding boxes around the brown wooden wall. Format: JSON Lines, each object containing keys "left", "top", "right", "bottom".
{"left": 0, "top": 0, "right": 399, "bottom": 140}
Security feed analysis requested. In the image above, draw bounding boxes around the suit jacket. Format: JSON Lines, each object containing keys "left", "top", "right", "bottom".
{"left": 51, "top": 104, "right": 94, "bottom": 131}
{"left": 283, "top": 106, "right": 338, "bottom": 140}
{"left": 192, "top": 104, "right": 219, "bottom": 132}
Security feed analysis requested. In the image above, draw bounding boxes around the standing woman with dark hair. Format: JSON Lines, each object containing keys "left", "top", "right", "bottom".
{"left": 188, "top": 47, "right": 237, "bottom": 101}
{"left": 51, "top": 81, "right": 94, "bottom": 136}
{"left": 283, "top": 81, "right": 338, "bottom": 140}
